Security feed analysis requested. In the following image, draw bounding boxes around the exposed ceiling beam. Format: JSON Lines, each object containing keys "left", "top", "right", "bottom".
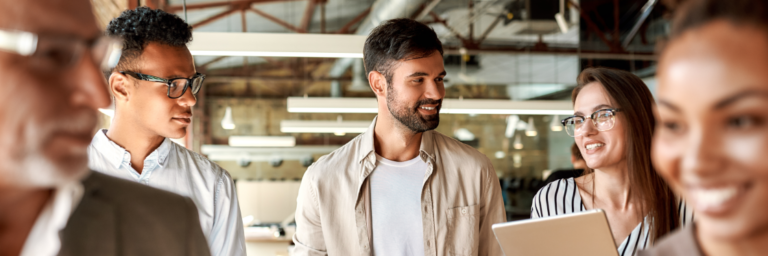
{"left": 198, "top": 56, "right": 231, "bottom": 70}
{"left": 414, "top": 0, "right": 442, "bottom": 20}
{"left": 334, "top": 8, "right": 371, "bottom": 34}
{"left": 622, "top": 0, "right": 659, "bottom": 48}
{"left": 299, "top": 0, "right": 318, "bottom": 33}
{"left": 191, "top": 7, "right": 240, "bottom": 29}
{"left": 205, "top": 76, "right": 353, "bottom": 83}
{"left": 165, "top": 0, "right": 302, "bottom": 13}
{"left": 249, "top": 8, "right": 303, "bottom": 32}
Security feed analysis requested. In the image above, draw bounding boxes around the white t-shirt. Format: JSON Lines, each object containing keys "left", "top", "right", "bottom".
{"left": 370, "top": 154, "right": 427, "bottom": 256}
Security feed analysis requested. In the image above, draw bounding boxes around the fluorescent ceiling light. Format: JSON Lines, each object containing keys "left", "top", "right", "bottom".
{"left": 280, "top": 120, "right": 370, "bottom": 134}
{"left": 201, "top": 145, "right": 339, "bottom": 162}
{"left": 287, "top": 97, "right": 573, "bottom": 115}
{"left": 191, "top": 51, "right": 362, "bottom": 58}
{"left": 229, "top": 136, "right": 296, "bottom": 147}
{"left": 188, "top": 32, "right": 366, "bottom": 58}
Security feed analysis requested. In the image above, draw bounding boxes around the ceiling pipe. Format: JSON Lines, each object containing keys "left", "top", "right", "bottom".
{"left": 327, "top": 0, "right": 425, "bottom": 97}
{"left": 622, "top": 0, "right": 659, "bottom": 49}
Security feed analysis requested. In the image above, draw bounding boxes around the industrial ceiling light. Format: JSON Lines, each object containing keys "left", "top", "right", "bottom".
{"left": 525, "top": 117, "right": 538, "bottom": 137}
{"left": 228, "top": 136, "right": 296, "bottom": 147}
{"left": 550, "top": 115, "right": 563, "bottom": 132}
{"left": 279, "top": 117, "right": 370, "bottom": 135}
{"left": 221, "top": 106, "right": 236, "bottom": 130}
{"left": 348, "top": 59, "right": 370, "bottom": 92}
{"left": 513, "top": 134, "right": 523, "bottom": 150}
{"left": 505, "top": 115, "right": 520, "bottom": 138}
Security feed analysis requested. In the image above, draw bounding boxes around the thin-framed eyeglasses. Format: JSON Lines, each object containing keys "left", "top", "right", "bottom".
{"left": 120, "top": 71, "right": 205, "bottom": 99}
{"left": 0, "top": 29, "right": 122, "bottom": 71}
{"left": 561, "top": 108, "right": 622, "bottom": 137}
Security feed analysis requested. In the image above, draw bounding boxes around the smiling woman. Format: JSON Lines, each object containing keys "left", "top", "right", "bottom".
{"left": 531, "top": 67, "right": 690, "bottom": 256}
{"left": 642, "top": 0, "right": 768, "bottom": 255}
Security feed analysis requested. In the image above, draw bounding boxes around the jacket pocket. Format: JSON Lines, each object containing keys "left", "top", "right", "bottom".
{"left": 446, "top": 205, "right": 479, "bottom": 256}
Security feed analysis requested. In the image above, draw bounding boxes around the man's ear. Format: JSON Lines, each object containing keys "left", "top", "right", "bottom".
{"left": 368, "top": 70, "right": 387, "bottom": 99}
{"left": 109, "top": 71, "right": 131, "bottom": 103}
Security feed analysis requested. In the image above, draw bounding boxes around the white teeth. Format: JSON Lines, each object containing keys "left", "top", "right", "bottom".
{"left": 693, "top": 187, "right": 738, "bottom": 209}
{"left": 421, "top": 106, "right": 435, "bottom": 110}
{"left": 585, "top": 143, "right": 604, "bottom": 150}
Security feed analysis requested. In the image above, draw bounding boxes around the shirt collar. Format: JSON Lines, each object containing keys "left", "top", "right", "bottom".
{"left": 357, "top": 117, "right": 437, "bottom": 165}
{"left": 91, "top": 129, "right": 172, "bottom": 169}
{"left": 19, "top": 180, "right": 83, "bottom": 256}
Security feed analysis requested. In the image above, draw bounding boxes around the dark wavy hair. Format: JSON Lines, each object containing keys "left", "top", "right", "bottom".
{"left": 671, "top": 0, "right": 768, "bottom": 40}
{"left": 106, "top": 6, "right": 192, "bottom": 71}
{"left": 363, "top": 18, "right": 443, "bottom": 85}
{"left": 573, "top": 67, "right": 679, "bottom": 243}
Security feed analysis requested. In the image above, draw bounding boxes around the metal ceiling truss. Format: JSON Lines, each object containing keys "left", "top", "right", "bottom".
{"left": 162, "top": 0, "right": 373, "bottom": 34}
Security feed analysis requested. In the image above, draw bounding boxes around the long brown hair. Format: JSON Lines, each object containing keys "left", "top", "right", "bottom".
{"left": 573, "top": 67, "right": 679, "bottom": 243}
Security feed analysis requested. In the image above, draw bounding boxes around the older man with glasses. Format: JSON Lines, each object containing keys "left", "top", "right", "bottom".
{"left": 0, "top": 0, "right": 211, "bottom": 255}
{"left": 86, "top": 7, "right": 245, "bottom": 256}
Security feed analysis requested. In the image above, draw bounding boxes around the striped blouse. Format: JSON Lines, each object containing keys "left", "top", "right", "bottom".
{"left": 531, "top": 177, "right": 693, "bottom": 256}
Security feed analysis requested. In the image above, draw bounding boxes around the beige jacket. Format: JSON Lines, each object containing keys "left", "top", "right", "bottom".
{"left": 293, "top": 118, "right": 506, "bottom": 256}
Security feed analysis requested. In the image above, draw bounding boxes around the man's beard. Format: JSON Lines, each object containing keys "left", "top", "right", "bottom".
{"left": 386, "top": 83, "right": 441, "bottom": 133}
{"left": 0, "top": 110, "right": 94, "bottom": 188}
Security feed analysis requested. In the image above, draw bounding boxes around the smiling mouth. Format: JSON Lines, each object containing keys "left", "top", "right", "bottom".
{"left": 420, "top": 106, "right": 436, "bottom": 111}
{"left": 172, "top": 117, "right": 191, "bottom": 124}
{"left": 585, "top": 143, "right": 604, "bottom": 150}
{"left": 688, "top": 182, "right": 751, "bottom": 215}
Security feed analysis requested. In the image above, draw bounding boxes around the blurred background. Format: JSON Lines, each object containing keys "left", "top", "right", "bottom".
{"left": 91, "top": 0, "right": 682, "bottom": 255}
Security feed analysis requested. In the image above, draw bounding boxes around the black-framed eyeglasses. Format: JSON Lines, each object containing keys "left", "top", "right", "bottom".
{"left": 120, "top": 71, "right": 205, "bottom": 99}
{"left": 561, "top": 108, "right": 622, "bottom": 137}
{"left": 0, "top": 29, "right": 122, "bottom": 72}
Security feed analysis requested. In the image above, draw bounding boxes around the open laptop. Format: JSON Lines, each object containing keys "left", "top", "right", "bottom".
{"left": 492, "top": 209, "right": 619, "bottom": 256}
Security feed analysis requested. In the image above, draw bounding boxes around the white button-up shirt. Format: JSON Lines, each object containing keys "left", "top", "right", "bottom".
{"left": 87, "top": 130, "right": 246, "bottom": 256}
{"left": 20, "top": 181, "right": 83, "bottom": 256}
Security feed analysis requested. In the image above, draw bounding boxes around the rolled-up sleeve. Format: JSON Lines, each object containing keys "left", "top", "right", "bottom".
{"left": 293, "top": 168, "right": 328, "bottom": 256}
{"left": 210, "top": 171, "right": 246, "bottom": 256}
{"left": 478, "top": 162, "right": 506, "bottom": 256}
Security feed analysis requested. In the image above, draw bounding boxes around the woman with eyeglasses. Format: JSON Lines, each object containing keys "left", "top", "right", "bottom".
{"left": 531, "top": 67, "right": 691, "bottom": 256}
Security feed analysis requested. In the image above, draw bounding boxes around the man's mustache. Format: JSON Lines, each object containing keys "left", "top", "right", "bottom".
{"left": 415, "top": 99, "right": 442, "bottom": 108}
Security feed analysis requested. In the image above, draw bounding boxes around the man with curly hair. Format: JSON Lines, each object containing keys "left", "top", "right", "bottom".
{"left": 87, "top": 7, "right": 245, "bottom": 256}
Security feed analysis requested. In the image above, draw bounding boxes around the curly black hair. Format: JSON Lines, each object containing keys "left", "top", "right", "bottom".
{"left": 106, "top": 7, "right": 193, "bottom": 71}
{"left": 363, "top": 18, "right": 443, "bottom": 85}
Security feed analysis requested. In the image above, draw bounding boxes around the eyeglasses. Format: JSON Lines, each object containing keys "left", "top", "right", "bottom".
{"left": 0, "top": 29, "right": 122, "bottom": 71}
{"left": 120, "top": 71, "right": 205, "bottom": 99}
{"left": 561, "top": 108, "right": 622, "bottom": 137}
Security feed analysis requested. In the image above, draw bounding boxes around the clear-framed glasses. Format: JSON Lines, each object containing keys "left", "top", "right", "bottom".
{"left": 561, "top": 108, "right": 622, "bottom": 137}
{"left": 0, "top": 29, "right": 122, "bottom": 71}
{"left": 120, "top": 71, "right": 206, "bottom": 99}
